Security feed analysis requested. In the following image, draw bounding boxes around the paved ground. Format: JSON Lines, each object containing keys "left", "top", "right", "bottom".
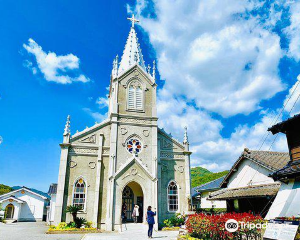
{"left": 83, "top": 223, "right": 178, "bottom": 240}
{"left": 0, "top": 222, "right": 178, "bottom": 240}
{"left": 0, "top": 222, "right": 84, "bottom": 240}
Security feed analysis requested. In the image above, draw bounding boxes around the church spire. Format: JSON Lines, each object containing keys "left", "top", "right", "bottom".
{"left": 118, "top": 14, "right": 146, "bottom": 74}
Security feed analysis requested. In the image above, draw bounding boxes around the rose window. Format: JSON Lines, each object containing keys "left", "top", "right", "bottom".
{"left": 126, "top": 138, "right": 142, "bottom": 155}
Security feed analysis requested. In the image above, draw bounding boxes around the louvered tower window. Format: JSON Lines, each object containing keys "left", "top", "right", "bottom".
{"left": 128, "top": 81, "right": 143, "bottom": 110}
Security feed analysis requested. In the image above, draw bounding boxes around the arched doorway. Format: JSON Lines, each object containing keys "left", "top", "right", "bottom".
{"left": 5, "top": 204, "right": 14, "bottom": 219}
{"left": 122, "top": 182, "right": 144, "bottom": 223}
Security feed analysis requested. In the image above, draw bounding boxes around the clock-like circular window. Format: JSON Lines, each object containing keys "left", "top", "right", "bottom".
{"left": 126, "top": 138, "right": 142, "bottom": 155}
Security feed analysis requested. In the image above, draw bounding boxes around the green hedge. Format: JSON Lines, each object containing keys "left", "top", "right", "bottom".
{"left": 196, "top": 208, "right": 227, "bottom": 214}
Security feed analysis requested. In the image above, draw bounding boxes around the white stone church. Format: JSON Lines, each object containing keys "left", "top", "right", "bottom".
{"left": 54, "top": 15, "right": 192, "bottom": 231}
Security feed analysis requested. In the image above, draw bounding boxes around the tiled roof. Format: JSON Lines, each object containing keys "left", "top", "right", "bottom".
{"left": 271, "top": 160, "right": 300, "bottom": 180}
{"left": 12, "top": 186, "right": 49, "bottom": 199}
{"left": 243, "top": 150, "right": 290, "bottom": 171}
{"left": 48, "top": 183, "right": 57, "bottom": 195}
{"left": 208, "top": 183, "right": 281, "bottom": 200}
{"left": 220, "top": 149, "right": 289, "bottom": 187}
{"left": 192, "top": 176, "right": 226, "bottom": 197}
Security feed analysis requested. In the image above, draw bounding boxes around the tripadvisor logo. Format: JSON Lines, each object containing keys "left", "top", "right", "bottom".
{"left": 225, "top": 219, "right": 268, "bottom": 232}
{"left": 225, "top": 219, "right": 239, "bottom": 232}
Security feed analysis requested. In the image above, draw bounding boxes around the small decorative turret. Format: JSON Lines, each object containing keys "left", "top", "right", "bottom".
{"left": 112, "top": 55, "right": 119, "bottom": 79}
{"left": 63, "top": 115, "right": 71, "bottom": 143}
{"left": 152, "top": 60, "right": 156, "bottom": 81}
{"left": 147, "top": 64, "right": 151, "bottom": 74}
{"left": 183, "top": 126, "right": 189, "bottom": 151}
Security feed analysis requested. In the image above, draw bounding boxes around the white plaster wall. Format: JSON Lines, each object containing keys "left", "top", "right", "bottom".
{"left": 200, "top": 192, "right": 226, "bottom": 209}
{"left": 11, "top": 191, "right": 47, "bottom": 221}
{"left": 1, "top": 201, "right": 21, "bottom": 220}
{"left": 48, "top": 194, "right": 56, "bottom": 223}
{"left": 266, "top": 180, "right": 300, "bottom": 219}
{"left": 227, "top": 159, "right": 274, "bottom": 189}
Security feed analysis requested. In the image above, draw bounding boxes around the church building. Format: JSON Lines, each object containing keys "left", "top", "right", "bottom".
{"left": 54, "top": 15, "right": 192, "bottom": 231}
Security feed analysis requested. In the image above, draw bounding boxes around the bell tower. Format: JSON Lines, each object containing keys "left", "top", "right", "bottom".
{"left": 105, "top": 14, "right": 159, "bottom": 231}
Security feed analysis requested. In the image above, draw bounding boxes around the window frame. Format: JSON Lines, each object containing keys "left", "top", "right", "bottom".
{"left": 167, "top": 180, "right": 179, "bottom": 212}
{"left": 72, "top": 177, "right": 87, "bottom": 212}
{"left": 126, "top": 79, "right": 145, "bottom": 112}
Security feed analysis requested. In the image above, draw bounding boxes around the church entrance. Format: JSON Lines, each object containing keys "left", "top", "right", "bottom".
{"left": 122, "top": 182, "right": 143, "bottom": 223}
{"left": 5, "top": 204, "right": 14, "bottom": 219}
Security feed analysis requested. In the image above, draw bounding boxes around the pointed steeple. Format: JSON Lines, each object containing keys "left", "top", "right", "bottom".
{"left": 118, "top": 14, "right": 146, "bottom": 74}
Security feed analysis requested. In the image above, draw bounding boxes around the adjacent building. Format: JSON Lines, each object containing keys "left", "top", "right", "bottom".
{"left": 208, "top": 149, "right": 289, "bottom": 217}
{"left": 46, "top": 183, "right": 57, "bottom": 225}
{"left": 53, "top": 15, "right": 192, "bottom": 231}
{"left": 266, "top": 114, "right": 300, "bottom": 219}
{"left": 192, "top": 176, "right": 226, "bottom": 210}
{"left": 0, "top": 186, "right": 49, "bottom": 222}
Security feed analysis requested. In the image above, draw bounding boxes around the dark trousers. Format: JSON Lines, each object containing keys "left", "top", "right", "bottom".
{"left": 134, "top": 216, "right": 138, "bottom": 223}
{"left": 148, "top": 224, "right": 153, "bottom": 237}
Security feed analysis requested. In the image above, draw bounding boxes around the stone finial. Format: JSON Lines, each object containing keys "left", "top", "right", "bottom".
{"left": 152, "top": 60, "right": 156, "bottom": 81}
{"left": 183, "top": 126, "right": 189, "bottom": 145}
{"left": 112, "top": 55, "right": 119, "bottom": 78}
{"left": 244, "top": 148, "right": 250, "bottom": 154}
{"left": 63, "top": 115, "right": 70, "bottom": 135}
{"left": 147, "top": 64, "right": 151, "bottom": 74}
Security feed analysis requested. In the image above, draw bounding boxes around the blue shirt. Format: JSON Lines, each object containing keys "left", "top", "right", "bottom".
{"left": 147, "top": 210, "right": 156, "bottom": 224}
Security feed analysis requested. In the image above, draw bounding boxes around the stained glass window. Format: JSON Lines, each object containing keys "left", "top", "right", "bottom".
{"left": 168, "top": 181, "right": 178, "bottom": 212}
{"left": 73, "top": 178, "right": 86, "bottom": 210}
{"left": 126, "top": 138, "right": 142, "bottom": 155}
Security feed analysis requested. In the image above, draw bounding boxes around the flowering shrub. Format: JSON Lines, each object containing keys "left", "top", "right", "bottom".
{"left": 163, "top": 213, "right": 185, "bottom": 227}
{"left": 50, "top": 221, "right": 96, "bottom": 231}
{"left": 185, "top": 212, "right": 265, "bottom": 240}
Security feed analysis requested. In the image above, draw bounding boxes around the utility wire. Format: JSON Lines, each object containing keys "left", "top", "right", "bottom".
{"left": 258, "top": 79, "right": 300, "bottom": 150}
{"left": 268, "top": 91, "right": 300, "bottom": 151}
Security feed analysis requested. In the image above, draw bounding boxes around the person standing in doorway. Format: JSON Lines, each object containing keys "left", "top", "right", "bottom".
{"left": 132, "top": 204, "right": 139, "bottom": 223}
{"left": 146, "top": 206, "right": 156, "bottom": 238}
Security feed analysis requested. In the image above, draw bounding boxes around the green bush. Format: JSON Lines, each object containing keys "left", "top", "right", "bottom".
{"left": 75, "top": 217, "right": 87, "bottom": 228}
{"left": 163, "top": 213, "right": 185, "bottom": 227}
{"left": 67, "top": 222, "right": 77, "bottom": 228}
{"left": 196, "top": 208, "right": 227, "bottom": 214}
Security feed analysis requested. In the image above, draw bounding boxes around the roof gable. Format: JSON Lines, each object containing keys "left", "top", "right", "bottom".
{"left": 0, "top": 196, "right": 25, "bottom": 203}
{"left": 158, "top": 128, "right": 185, "bottom": 150}
{"left": 221, "top": 149, "right": 289, "bottom": 187}
{"left": 0, "top": 186, "right": 50, "bottom": 200}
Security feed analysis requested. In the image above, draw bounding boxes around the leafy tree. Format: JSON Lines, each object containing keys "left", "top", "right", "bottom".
{"left": 65, "top": 205, "right": 82, "bottom": 222}
{"left": 0, "top": 184, "right": 12, "bottom": 196}
{"left": 191, "top": 168, "right": 229, "bottom": 188}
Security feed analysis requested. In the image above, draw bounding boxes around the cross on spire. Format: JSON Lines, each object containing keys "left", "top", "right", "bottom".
{"left": 127, "top": 14, "right": 139, "bottom": 28}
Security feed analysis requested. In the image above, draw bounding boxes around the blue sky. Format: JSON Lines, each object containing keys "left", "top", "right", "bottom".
{"left": 1, "top": 0, "right": 300, "bottom": 192}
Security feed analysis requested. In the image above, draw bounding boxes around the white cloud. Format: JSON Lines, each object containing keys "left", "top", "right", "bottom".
{"left": 133, "top": 0, "right": 284, "bottom": 117}
{"left": 96, "top": 97, "right": 109, "bottom": 109}
{"left": 0, "top": 136, "right": 3, "bottom": 145}
{"left": 83, "top": 108, "right": 107, "bottom": 123}
{"left": 129, "top": 0, "right": 292, "bottom": 172}
{"left": 285, "top": 1, "right": 300, "bottom": 61}
{"left": 23, "top": 38, "right": 90, "bottom": 84}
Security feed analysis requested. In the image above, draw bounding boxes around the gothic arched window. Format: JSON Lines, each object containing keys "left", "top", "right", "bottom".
{"left": 73, "top": 178, "right": 86, "bottom": 210}
{"left": 128, "top": 81, "right": 143, "bottom": 110}
{"left": 167, "top": 181, "right": 178, "bottom": 212}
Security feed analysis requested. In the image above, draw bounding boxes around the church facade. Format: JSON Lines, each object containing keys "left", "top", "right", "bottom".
{"left": 54, "top": 15, "right": 192, "bottom": 231}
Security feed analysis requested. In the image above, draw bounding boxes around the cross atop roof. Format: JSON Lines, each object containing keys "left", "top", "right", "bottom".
{"left": 127, "top": 14, "right": 139, "bottom": 28}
